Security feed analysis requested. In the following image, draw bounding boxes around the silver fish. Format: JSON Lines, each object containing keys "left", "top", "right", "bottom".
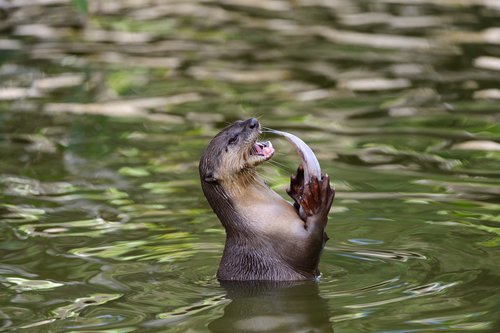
{"left": 268, "top": 129, "right": 322, "bottom": 182}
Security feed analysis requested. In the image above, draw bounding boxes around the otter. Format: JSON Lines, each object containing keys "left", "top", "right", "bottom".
{"left": 199, "top": 118, "right": 334, "bottom": 281}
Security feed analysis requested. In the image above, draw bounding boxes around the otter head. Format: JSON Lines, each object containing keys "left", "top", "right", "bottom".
{"left": 199, "top": 118, "right": 274, "bottom": 186}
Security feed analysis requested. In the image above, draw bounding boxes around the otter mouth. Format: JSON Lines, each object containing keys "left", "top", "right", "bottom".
{"left": 249, "top": 140, "right": 275, "bottom": 164}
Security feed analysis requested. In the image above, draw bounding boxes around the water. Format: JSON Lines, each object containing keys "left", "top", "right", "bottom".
{"left": 1, "top": 1, "right": 499, "bottom": 332}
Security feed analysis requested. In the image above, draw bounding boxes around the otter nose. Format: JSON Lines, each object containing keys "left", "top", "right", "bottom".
{"left": 246, "top": 118, "right": 259, "bottom": 129}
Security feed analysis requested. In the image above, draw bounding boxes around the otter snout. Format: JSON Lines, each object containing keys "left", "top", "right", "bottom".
{"left": 236, "top": 118, "right": 260, "bottom": 133}
{"left": 246, "top": 118, "right": 259, "bottom": 130}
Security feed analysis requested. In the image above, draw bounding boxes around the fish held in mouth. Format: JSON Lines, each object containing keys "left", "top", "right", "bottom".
{"left": 266, "top": 129, "right": 322, "bottom": 182}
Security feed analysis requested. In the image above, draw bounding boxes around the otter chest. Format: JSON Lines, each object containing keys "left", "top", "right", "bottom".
{"left": 233, "top": 185, "right": 306, "bottom": 236}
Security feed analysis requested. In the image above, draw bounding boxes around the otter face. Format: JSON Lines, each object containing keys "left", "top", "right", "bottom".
{"left": 200, "top": 118, "right": 274, "bottom": 183}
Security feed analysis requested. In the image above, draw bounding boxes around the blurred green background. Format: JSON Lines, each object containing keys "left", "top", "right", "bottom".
{"left": 0, "top": 1, "right": 499, "bottom": 332}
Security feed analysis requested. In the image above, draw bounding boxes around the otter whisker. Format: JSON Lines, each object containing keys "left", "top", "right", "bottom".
{"left": 257, "top": 174, "right": 277, "bottom": 185}
{"left": 267, "top": 160, "right": 291, "bottom": 172}
{"left": 261, "top": 126, "right": 280, "bottom": 133}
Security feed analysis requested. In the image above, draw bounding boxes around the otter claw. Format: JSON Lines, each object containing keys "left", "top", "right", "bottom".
{"left": 288, "top": 169, "right": 334, "bottom": 225}
{"left": 287, "top": 164, "right": 305, "bottom": 206}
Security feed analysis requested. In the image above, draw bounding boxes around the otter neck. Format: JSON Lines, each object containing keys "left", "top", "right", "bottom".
{"left": 201, "top": 169, "right": 264, "bottom": 236}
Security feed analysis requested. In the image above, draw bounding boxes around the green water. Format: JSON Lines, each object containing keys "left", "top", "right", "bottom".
{"left": 1, "top": 1, "right": 499, "bottom": 332}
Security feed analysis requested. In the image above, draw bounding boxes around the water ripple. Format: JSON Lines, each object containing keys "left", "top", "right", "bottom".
{"left": 1, "top": 0, "right": 499, "bottom": 332}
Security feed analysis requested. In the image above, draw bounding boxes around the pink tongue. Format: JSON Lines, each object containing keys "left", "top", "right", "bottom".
{"left": 262, "top": 145, "right": 274, "bottom": 158}
{"left": 257, "top": 141, "right": 274, "bottom": 159}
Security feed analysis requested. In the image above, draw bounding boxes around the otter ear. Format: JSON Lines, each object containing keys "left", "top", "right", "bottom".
{"left": 203, "top": 172, "right": 218, "bottom": 183}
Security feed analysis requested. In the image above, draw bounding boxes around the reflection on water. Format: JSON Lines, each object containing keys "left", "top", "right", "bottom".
{"left": 209, "top": 282, "right": 333, "bottom": 333}
{"left": 1, "top": 0, "right": 500, "bottom": 332}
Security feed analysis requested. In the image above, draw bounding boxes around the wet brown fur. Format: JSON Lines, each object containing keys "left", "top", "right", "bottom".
{"left": 199, "top": 118, "right": 335, "bottom": 281}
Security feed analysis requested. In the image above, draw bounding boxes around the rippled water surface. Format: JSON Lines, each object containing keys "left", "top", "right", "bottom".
{"left": 1, "top": 1, "right": 500, "bottom": 332}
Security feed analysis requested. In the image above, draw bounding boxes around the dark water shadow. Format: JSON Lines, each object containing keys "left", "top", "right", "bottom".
{"left": 209, "top": 280, "right": 333, "bottom": 333}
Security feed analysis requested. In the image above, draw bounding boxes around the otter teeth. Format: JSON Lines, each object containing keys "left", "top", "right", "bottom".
{"left": 252, "top": 141, "right": 274, "bottom": 160}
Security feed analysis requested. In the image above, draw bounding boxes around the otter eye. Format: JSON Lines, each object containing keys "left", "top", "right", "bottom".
{"left": 228, "top": 136, "right": 238, "bottom": 144}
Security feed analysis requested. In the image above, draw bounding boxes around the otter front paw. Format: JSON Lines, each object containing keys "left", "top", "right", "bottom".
{"left": 301, "top": 174, "right": 335, "bottom": 224}
{"left": 286, "top": 165, "right": 306, "bottom": 212}
{"left": 287, "top": 165, "right": 335, "bottom": 227}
